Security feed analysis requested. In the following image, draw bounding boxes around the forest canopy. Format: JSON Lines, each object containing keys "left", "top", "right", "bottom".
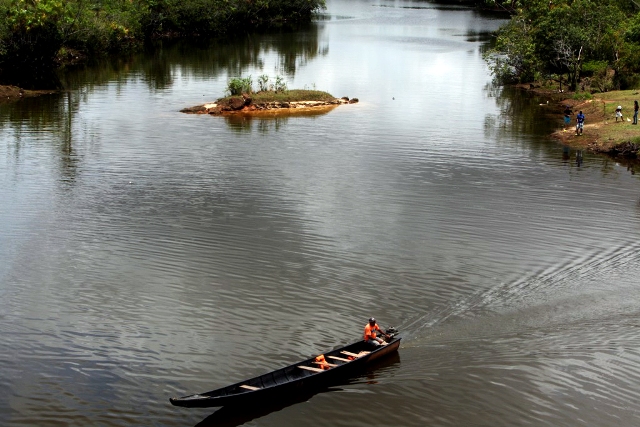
{"left": 483, "top": 0, "right": 640, "bottom": 91}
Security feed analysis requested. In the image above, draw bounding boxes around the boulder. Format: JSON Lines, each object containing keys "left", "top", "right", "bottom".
{"left": 229, "top": 97, "right": 246, "bottom": 110}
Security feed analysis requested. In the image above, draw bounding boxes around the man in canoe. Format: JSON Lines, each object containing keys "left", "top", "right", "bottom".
{"left": 364, "top": 317, "right": 390, "bottom": 347}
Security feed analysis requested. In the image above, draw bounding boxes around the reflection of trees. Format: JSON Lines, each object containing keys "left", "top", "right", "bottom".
{"left": 54, "top": 22, "right": 324, "bottom": 93}
{"left": 464, "top": 30, "right": 494, "bottom": 44}
{"left": 60, "top": 92, "right": 79, "bottom": 185}
{"left": 0, "top": 90, "right": 87, "bottom": 187}
{"left": 133, "top": 22, "right": 327, "bottom": 90}
{"left": 266, "top": 25, "right": 329, "bottom": 77}
{"left": 484, "top": 83, "right": 559, "bottom": 141}
{"left": 224, "top": 115, "right": 291, "bottom": 133}
{"left": 53, "top": 23, "right": 325, "bottom": 92}
{"left": 484, "top": 83, "right": 585, "bottom": 165}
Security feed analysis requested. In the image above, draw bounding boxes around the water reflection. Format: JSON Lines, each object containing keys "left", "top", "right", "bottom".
{"left": 484, "top": 83, "right": 560, "bottom": 140}
{"left": 464, "top": 30, "right": 495, "bottom": 43}
{"left": 223, "top": 106, "right": 338, "bottom": 132}
{"left": 58, "top": 24, "right": 327, "bottom": 94}
{"left": 0, "top": 89, "right": 95, "bottom": 189}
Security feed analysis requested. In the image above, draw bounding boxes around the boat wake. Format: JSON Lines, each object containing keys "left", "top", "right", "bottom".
{"left": 399, "top": 238, "right": 640, "bottom": 345}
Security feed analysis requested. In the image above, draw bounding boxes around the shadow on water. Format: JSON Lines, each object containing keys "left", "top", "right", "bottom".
{"left": 194, "top": 352, "right": 400, "bottom": 427}
{"left": 194, "top": 388, "right": 339, "bottom": 427}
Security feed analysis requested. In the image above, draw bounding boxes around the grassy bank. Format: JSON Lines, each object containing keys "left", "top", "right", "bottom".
{"left": 550, "top": 89, "right": 640, "bottom": 158}
{"left": 218, "top": 89, "right": 336, "bottom": 104}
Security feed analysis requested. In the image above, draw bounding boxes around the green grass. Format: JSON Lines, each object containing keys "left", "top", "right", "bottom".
{"left": 572, "top": 91, "right": 593, "bottom": 101}
{"left": 578, "top": 89, "right": 640, "bottom": 150}
{"left": 218, "top": 89, "right": 336, "bottom": 104}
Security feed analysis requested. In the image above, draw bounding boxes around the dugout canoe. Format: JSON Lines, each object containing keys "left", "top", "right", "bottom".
{"left": 170, "top": 333, "right": 401, "bottom": 408}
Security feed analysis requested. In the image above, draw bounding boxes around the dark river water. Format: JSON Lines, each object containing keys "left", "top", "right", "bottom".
{"left": 3, "top": 0, "right": 640, "bottom": 426}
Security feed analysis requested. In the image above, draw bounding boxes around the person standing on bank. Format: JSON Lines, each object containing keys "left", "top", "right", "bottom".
{"left": 634, "top": 100, "right": 638, "bottom": 125}
{"left": 615, "top": 105, "right": 624, "bottom": 122}
{"left": 576, "top": 110, "right": 585, "bottom": 136}
{"left": 563, "top": 105, "right": 572, "bottom": 130}
{"left": 364, "top": 317, "right": 390, "bottom": 346}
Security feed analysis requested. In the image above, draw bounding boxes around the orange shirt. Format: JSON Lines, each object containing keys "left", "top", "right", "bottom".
{"left": 314, "top": 354, "right": 330, "bottom": 370}
{"left": 364, "top": 323, "right": 380, "bottom": 341}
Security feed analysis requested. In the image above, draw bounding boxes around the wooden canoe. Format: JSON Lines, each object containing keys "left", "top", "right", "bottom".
{"left": 169, "top": 336, "right": 401, "bottom": 408}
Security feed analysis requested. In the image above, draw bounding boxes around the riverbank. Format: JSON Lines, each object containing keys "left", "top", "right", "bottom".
{"left": 524, "top": 85, "right": 640, "bottom": 159}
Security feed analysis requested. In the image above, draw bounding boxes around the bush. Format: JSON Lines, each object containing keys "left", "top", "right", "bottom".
{"left": 589, "top": 67, "right": 614, "bottom": 93}
{"left": 274, "top": 75, "right": 287, "bottom": 92}
{"left": 227, "top": 76, "right": 253, "bottom": 95}
{"left": 619, "top": 73, "right": 640, "bottom": 90}
{"left": 258, "top": 74, "right": 269, "bottom": 92}
{"left": 581, "top": 60, "right": 608, "bottom": 77}
{"left": 0, "top": 0, "right": 64, "bottom": 86}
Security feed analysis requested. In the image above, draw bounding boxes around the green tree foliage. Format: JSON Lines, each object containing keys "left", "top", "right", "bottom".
{"left": 485, "top": 14, "right": 540, "bottom": 84}
{"left": 227, "top": 76, "right": 254, "bottom": 95}
{"left": 0, "top": 0, "right": 326, "bottom": 85}
{"left": 484, "top": 0, "right": 640, "bottom": 90}
{"left": 0, "top": 0, "right": 67, "bottom": 85}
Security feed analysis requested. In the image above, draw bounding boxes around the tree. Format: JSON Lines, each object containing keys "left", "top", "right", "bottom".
{"left": 485, "top": 0, "right": 637, "bottom": 90}
{"left": 0, "top": 0, "right": 66, "bottom": 86}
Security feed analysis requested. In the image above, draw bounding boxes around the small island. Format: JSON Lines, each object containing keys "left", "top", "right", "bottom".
{"left": 181, "top": 76, "right": 357, "bottom": 116}
{"left": 182, "top": 90, "right": 358, "bottom": 116}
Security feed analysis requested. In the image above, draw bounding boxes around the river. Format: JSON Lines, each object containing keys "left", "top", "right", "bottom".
{"left": 2, "top": 0, "right": 640, "bottom": 426}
